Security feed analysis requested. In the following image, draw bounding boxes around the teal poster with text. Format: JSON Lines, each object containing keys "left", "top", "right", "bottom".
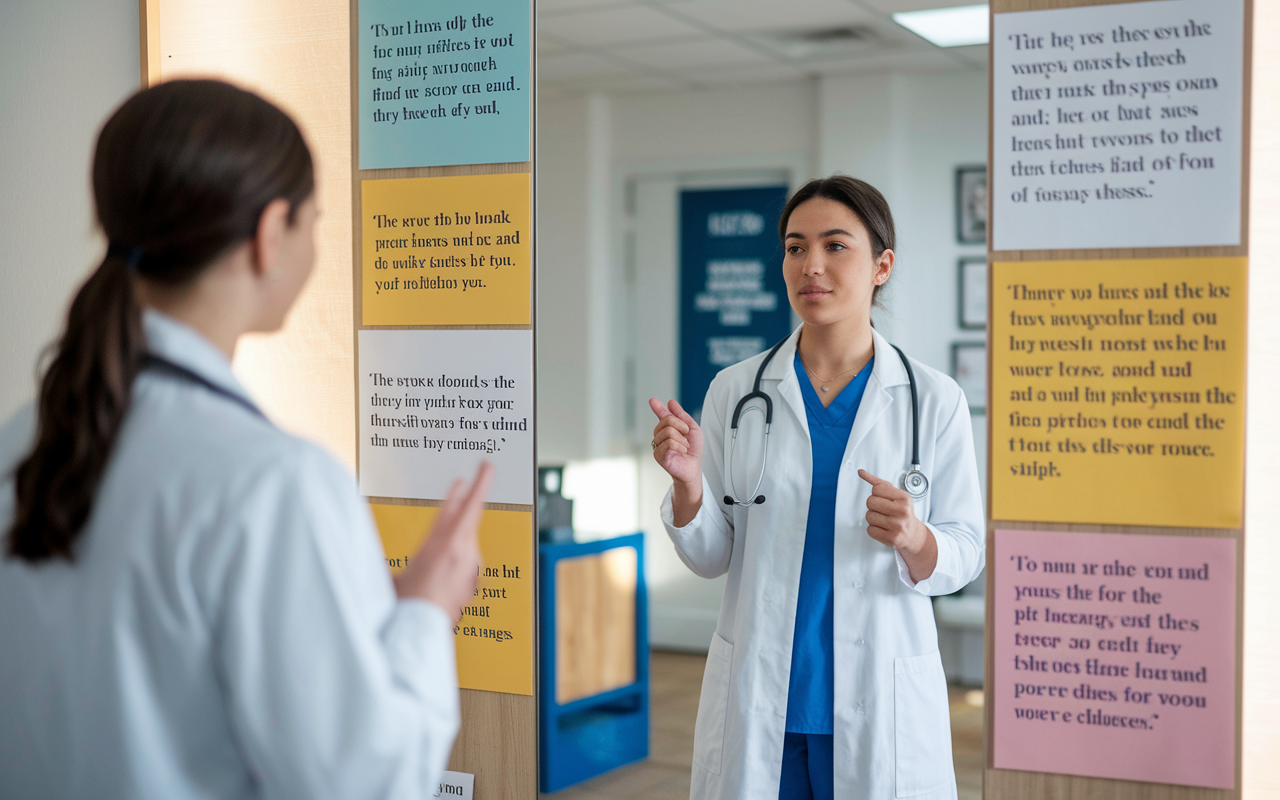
{"left": 359, "top": 0, "right": 531, "bottom": 169}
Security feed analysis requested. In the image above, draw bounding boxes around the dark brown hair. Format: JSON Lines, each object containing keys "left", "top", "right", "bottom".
{"left": 778, "top": 175, "right": 897, "bottom": 305}
{"left": 6, "top": 79, "right": 313, "bottom": 562}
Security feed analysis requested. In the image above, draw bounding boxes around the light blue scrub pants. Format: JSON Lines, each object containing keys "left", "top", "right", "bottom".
{"left": 778, "top": 731, "right": 834, "bottom": 800}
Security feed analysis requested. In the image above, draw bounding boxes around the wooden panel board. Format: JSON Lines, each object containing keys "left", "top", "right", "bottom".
{"left": 984, "top": 1, "right": 1254, "bottom": 797}
{"left": 556, "top": 549, "right": 638, "bottom": 704}
{"left": 347, "top": 0, "right": 538, "bottom": 796}
{"left": 1242, "top": 2, "right": 1280, "bottom": 792}
{"left": 452, "top": 690, "right": 537, "bottom": 800}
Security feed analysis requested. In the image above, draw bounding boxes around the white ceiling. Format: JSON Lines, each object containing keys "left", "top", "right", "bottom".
{"left": 537, "top": 0, "right": 988, "bottom": 96}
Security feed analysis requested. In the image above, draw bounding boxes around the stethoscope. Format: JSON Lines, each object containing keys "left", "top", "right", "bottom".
{"left": 722, "top": 337, "right": 928, "bottom": 506}
{"left": 141, "top": 354, "right": 268, "bottom": 421}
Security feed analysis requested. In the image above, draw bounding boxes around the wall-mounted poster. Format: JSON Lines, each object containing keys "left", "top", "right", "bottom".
{"left": 373, "top": 505, "right": 534, "bottom": 696}
{"left": 360, "top": 173, "right": 531, "bottom": 326}
{"left": 991, "top": 0, "right": 1245, "bottom": 250}
{"left": 955, "top": 165, "right": 987, "bottom": 244}
{"left": 989, "top": 257, "right": 1246, "bottom": 528}
{"left": 358, "top": 0, "right": 532, "bottom": 169}
{"left": 358, "top": 328, "right": 534, "bottom": 506}
{"left": 679, "top": 185, "right": 791, "bottom": 420}
{"left": 993, "top": 528, "right": 1237, "bottom": 789}
{"left": 958, "top": 256, "right": 987, "bottom": 330}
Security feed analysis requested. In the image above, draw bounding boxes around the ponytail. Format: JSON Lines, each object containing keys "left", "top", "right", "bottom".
{"left": 6, "top": 256, "right": 145, "bottom": 560}
{"left": 5, "top": 79, "right": 313, "bottom": 562}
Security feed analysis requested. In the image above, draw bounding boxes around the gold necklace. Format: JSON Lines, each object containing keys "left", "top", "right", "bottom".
{"left": 800, "top": 357, "right": 863, "bottom": 393}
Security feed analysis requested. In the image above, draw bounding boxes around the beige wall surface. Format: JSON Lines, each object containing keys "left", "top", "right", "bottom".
{"left": 155, "top": 0, "right": 356, "bottom": 470}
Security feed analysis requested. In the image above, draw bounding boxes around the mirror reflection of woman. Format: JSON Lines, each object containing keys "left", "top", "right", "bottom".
{"left": 0, "top": 80, "right": 489, "bottom": 798}
{"left": 650, "top": 176, "right": 984, "bottom": 800}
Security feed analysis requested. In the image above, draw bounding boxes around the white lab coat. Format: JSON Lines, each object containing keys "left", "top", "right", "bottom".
{"left": 661, "top": 327, "right": 985, "bottom": 800}
{"left": 0, "top": 311, "right": 459, "bottom": 800}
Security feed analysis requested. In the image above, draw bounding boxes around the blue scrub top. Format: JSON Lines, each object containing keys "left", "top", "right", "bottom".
{"left": 784, "top": 353, "right": 873, "bottom": 734}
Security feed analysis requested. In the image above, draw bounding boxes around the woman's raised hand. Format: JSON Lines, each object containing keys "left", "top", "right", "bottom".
{"left": 649, "top": 398, "right": 704, "bottom": 526}
{"left": 395, "top": 462, "right": 494, "bottom": 621}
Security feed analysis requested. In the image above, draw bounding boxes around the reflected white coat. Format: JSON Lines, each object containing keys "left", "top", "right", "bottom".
{"left": 661, "top": 327, "right": 985, "bottom": 800}
{"left": 0, "top": 311, "right": 459, "bottom": 799}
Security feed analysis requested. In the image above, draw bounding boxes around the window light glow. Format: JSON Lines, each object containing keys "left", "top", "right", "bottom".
{"left": 893, "top": 4, "right": 989, "bottom": 48}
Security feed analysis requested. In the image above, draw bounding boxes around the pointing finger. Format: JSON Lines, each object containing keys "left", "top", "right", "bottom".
{"left": 462, "top": 461, "right": 495, "bottom": 510}
{"left": 649, "top": 397, "right": 671, "bottom": 419}
{"left": 860, "top": 469, "right": 909, "bottom": 500}
{"left": 858, "top": 469, "right": 891, "bottom": 487}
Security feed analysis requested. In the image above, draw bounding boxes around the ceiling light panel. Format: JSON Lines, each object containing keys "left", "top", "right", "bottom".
{"left": 892, "top": 4, "right": 989, "bottom": 48}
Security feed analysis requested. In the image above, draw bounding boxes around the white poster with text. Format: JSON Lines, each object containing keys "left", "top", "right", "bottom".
{"left": 358, "top": 329, "right": 533, "bottom": 505}
{"left": 992, "top": 0, "right": 1243, "bottom": 251}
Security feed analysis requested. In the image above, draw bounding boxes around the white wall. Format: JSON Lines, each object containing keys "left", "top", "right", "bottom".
{"left": 0, "top": 0, "right": 140, "bottom": 420}
{"left": 536, "top": 94, "right": 592, "bottom": 464}
{"left": 821, "top": 71, "right": 989, "bottom": 374}
{"left": 821, "top": 71, "right": 990, "bottom": 518}
{"left": 536, "top": 68, "right": 990, "bottom": 650}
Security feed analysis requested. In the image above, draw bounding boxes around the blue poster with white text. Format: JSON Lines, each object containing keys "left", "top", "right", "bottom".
{"left": 679, "top": 186, "right": 791, "bottom": 420}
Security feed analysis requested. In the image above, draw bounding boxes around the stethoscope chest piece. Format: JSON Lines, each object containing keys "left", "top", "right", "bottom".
{"left": 901, "top": 466, "right": 929, "bottom": 500}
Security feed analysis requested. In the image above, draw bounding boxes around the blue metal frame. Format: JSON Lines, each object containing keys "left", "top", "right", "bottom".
{"left": 538, "top": 534, "right": 649, "bottom": 793}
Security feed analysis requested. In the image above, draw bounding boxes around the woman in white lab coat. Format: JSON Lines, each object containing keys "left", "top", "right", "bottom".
{"left": 0, "top": 79, "right": 490, "bottom": 799}
{"left": 650, "top": 176, "right": 984, "bottom": 800}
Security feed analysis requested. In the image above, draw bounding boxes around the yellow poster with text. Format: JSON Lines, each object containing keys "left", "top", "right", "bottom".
{"left": 362, "top": 173, "right": 531, "bottom": 326}
{"left": 991, "top": 258, "right": 1245, "bottom": 528}
{"left": 371, "top": 504, "right": 533, "bottom": 696}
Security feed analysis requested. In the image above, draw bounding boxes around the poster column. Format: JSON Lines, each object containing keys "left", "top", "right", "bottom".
{"left": 350, "top": 0, "right": 535, "bottom": 797}
{"left": 985, "top": 1, "right": 1251, "bottom": 798}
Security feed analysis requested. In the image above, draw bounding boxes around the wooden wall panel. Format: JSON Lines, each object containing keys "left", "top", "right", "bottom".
{"left": 984, "top": 1, "right": 1253, "bottom": 798}
{"left": 347, "top": 1, "right": 537, "bottom": 797}
{"left": 1241, "top": 2, "right": 1280, "bottom": 794}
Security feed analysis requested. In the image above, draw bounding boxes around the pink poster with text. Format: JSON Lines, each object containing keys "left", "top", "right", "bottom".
{"left": 993, "top": 529, "right": 1237, "bottom": 789}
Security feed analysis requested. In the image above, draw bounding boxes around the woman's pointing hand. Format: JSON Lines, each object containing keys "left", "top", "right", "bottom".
{"left": 858, "top": 469, "right": 938, "bottom": 584}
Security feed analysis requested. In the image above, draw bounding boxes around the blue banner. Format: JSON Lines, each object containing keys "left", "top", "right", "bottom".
{"left": 679, "top": 186, "right": 791, "bottom": 420}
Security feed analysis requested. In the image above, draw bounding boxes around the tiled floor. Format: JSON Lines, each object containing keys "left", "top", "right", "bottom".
{"left": 543, "top": 651, "right": 985, "bottom": 800}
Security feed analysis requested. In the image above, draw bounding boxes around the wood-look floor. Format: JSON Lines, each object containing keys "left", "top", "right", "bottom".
{"left": 543, "top": 650, "right": 985, "bottom": 800}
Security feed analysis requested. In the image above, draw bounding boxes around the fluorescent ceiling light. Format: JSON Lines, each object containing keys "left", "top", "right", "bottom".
{"left": 893, "top": 4, "right": 989, "bottom": 48}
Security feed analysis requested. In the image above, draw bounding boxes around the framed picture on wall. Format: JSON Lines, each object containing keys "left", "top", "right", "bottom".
{"left": 955, "top": 165, "right": 987, "bottom": 244}
{"left": 958, "top": 257, "right": 987, "bottom": 330}
{"left": 952, "top": 341, "right": 986, "bottom": 414}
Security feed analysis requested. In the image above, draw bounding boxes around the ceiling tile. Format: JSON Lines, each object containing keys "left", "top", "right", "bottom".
{"left": 538, "top": 5, "right": 705, "bottom": 46}
{"left": 944, "top": 42, "right": 989, "bottom": 66}
{"left": 537, "top": 35, "right": 576, "bottom": 56}
{"left": 665, "top": 0, "right": 877, "bottom": 34}
{"left": 808, "top": 47, "right": 962, "bottom": 75}
{"left": 538, "top": 51, "right": 632, "bottom": 79}
{"left": 537, "top": 0, "right": 633, "bottom": 12}
{"left": 684, "top": 62, "right": 812, "bottom": 88}
{"left": 541, "top": 73, "right": 687, "bottom": 95}
{"left": 858, "top": 0, "right": 987, "bottom": 13}
{"left": 612, "top": 37, "right": 774, "bottom": 70}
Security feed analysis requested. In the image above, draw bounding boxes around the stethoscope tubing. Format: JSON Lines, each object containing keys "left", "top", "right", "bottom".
{"left": 723, "top": 335, "right": 927, "bottom": 506}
